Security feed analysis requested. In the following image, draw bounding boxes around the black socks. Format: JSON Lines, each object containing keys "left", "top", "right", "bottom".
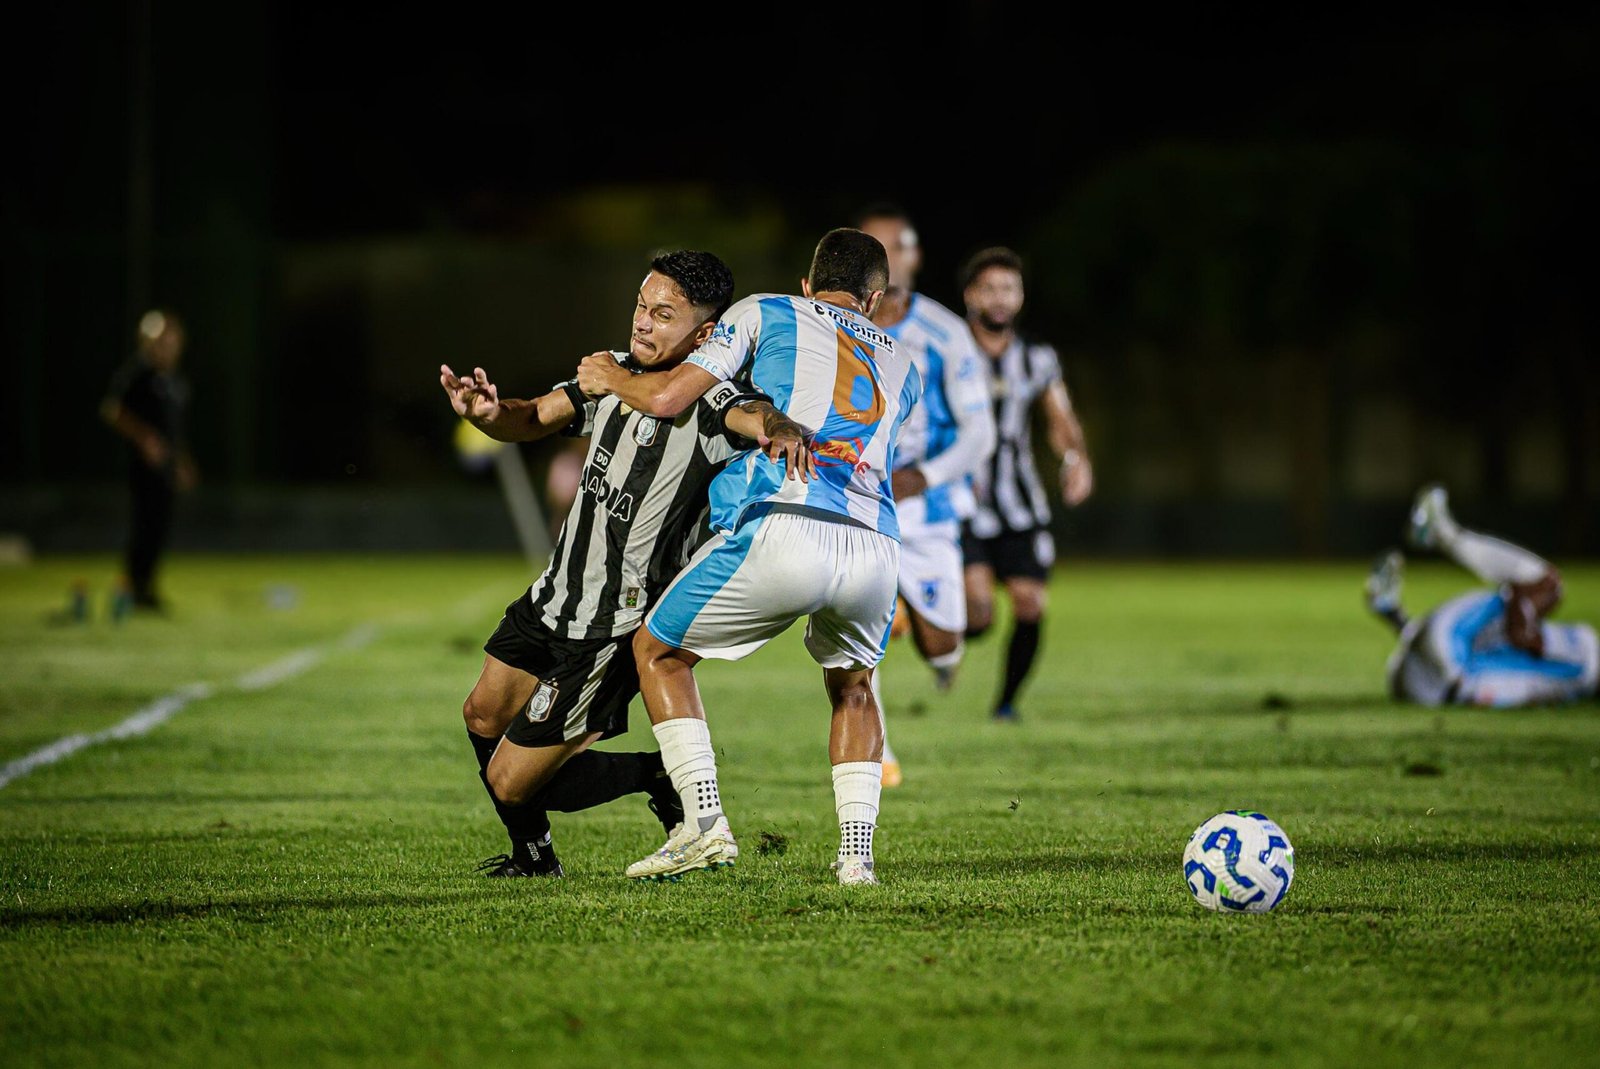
{"left": 535, "top": 751, "right": 662, "bottom": 813}
{"left": 998, "top": 619, "right": 1041, "bottom": 712}
{"left": 466, "top": 728, "right": 552, "bottom": 867}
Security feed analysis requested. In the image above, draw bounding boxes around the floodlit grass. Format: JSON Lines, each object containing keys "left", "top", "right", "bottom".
{"left": 2, "top": 554, "right": 1597, "bottom": 1068}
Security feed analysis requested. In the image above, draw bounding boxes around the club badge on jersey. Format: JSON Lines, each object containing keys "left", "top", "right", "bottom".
{"left": 526, "top": 680, "right": 559, "bottom": 723}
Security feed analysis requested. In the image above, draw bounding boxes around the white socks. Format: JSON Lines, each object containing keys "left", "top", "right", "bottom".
{"left": 652, "top": 717, "right": 722, "bottom": 833}
{"left": 833, "top": 760, "right": 882, "bottom": 867}
{"left": 927, "top": 645, "right": 963, "bottom": 671}
{"left": 1441, "top": 527, "right": 1549, "bottom": 586}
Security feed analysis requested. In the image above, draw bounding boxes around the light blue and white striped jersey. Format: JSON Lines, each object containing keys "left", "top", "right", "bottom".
{"left": 881, "top": 293, "right": 996, "bottom": 528}
{"left": 687, "top": 293, "right": 922, "bottom": 541}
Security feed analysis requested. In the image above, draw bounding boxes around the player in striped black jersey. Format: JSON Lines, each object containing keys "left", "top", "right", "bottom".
{"left": 858, "top": 205, "right": 996, "bottom": 787}
{"left": 438, "top": 251, "right": 805, "bottom": 877}
{"left": 959, "top": 247, "right": 1094, "bottom": 722}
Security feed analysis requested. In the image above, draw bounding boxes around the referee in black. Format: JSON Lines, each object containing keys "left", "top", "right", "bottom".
{"left": 101, "top": 309, "right": 197, "bottom": 613}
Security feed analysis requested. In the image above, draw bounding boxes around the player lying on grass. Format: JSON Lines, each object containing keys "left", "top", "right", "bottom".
{"left": 438, "top": 250, "right": 810, "bottom": 877}
{"left": 576, "top": 229, "right": 921, "bottom": 886}
{"left": 1365, "top": 483, "right": 1597, "bottom": 707}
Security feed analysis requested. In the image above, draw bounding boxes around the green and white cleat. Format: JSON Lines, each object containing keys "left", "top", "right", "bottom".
{"left": 1406, "top": 483, "right": 1453, "bottom": 551}
{"left": 833, "top": 859, "right": 878, "bottom": 886}
{"left": 625, "top": 817, "right": 738, "bottom": 882}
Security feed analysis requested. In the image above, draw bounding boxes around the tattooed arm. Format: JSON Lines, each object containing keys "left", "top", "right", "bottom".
{"left": 723, "top": 400, "right": 817, "bottom": 483}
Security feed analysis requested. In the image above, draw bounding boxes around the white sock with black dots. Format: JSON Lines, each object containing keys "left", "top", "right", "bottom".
{"left": 652, "top": 717, "right": 723, "bottom": 834}
{"left": 832, "top": 760, "right": 882, "bottom": 868}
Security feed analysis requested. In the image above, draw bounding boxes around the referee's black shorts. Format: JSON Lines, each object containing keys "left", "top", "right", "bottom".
{"left": 960, "top": 524, "right": 1056, "bottom": 583}
{"left": 483, "top": 589, "right": 640, "bottom": 748}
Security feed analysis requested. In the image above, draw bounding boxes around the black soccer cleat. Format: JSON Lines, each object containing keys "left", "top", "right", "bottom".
{"left": 474, "top": 852, "right": 565, "bottom": 878}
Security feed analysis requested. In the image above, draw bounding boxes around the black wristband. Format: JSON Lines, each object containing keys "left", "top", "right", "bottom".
{"left": 555, "top": 380, "right": 594, "bottom": 437}
{"left": 704, "top": 382, "right": 775, "bottom": 437}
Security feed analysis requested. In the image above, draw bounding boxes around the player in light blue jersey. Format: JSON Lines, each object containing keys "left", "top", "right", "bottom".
{"left": 1367, "top": 484, "right": 1596, "bottom": 706}
{"left": 859, "top": 206, "right": 996, "bottom": 787}
{"left": 576, "top": 229, "right": 921, "bottom": 885}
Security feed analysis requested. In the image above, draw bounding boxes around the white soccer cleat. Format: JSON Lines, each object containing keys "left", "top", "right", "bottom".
{"left": 1407, "top": 483, "right": 1453, "bottom": 551}
{"left": 625, "top": 817, "right": 738, "bottom": 882}
{"left": 1365, "top": 549, "right": 1405, "bottom": 616}
{"left": 833, "top": 859, "right": 878, "bottom": 886}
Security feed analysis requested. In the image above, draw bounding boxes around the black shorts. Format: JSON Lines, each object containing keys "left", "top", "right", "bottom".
{"left": 483, "top": 590, "right": 640, "bottom": 748}
{"left": 960, "top": 525, "right": 1055, "bottom": 583}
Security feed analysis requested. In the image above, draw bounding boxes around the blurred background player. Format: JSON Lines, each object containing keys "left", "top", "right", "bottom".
{"left": 100, "top": 309, "right": 197, "bottom": 613}
{"left": 543, "top": 438, "right": 587, "bottom": 545}
{"left": 1365, "top": 484, "right": 1597, "bottom": 707}
{"left": 959, "top": 248, "right": 1094, "bottom": 721}
{"left": 857, "top": 205, "right": 995, "bottom": 786}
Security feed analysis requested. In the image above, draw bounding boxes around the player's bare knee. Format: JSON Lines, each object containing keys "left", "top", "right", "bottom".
{"left": 1012, "top": 589, "right": 1046, "bottom": 623}
{"left": 1534, "top": 567, "right": 1564, "bottom": 612}
{"left": 462, "top": 692, "right": 501, "bottom": 738}
{"left": 486, "top": 760, "right": 528, "bottom": 807}
{"left": 826, "top": 670, "right": 874, "bottom": 712}
{"left": 966, "top": 600, "right": 994, "bottom": 637}
{"left": 920, "top": 627, "right": 961, "bottom": 660}
{"left": 632, "top": 627, "right": 674, "bottom": 671}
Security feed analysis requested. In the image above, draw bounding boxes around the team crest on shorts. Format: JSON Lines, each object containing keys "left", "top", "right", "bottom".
{"left": 526, "top": 680, "right": 559, "bottom": 723}
{"left": 634, "top": 416, "right": 659, "bottom": 446}
{"left": 921, "top": 579, "right": 939, "bottom": 607}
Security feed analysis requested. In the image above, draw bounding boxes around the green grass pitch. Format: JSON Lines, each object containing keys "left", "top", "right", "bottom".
{"left": 2, "top": 554, "right": 1597, "bottom": 1068}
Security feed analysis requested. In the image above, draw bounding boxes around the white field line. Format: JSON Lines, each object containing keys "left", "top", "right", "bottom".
{"left": 0, "top": 579, "right": 508, "bottom": 792}
{"left": 0, "top": 623, "right": 379, "bottom": 791}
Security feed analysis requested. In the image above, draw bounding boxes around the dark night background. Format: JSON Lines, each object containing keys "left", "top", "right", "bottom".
{"left": 5, "top": 4, "right": 1597, "bottom": 555}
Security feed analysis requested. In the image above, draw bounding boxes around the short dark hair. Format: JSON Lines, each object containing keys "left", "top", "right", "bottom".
{"left": 808, "top": 229, "right": 891, "bottom": 304}
{"left": 651, "top": 250, "right": 735, "bottom": 320}
{"left": 854, "top": 201, "right": 911, "bottom": 229}
{"left": 958, "top": 246, "right": 1024, "bottom": 292}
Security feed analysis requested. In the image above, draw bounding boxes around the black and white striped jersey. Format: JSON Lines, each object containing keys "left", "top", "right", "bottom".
{"left": 528, "top": 364, "right": 745, "bottom": 640}
{"left": 968, "top": 335, "right": 1064, "bottom": 538}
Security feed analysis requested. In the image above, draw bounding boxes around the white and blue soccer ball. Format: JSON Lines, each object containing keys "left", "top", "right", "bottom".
{"left": 1182, "top": 810, "right": 1295, "bottom": 913}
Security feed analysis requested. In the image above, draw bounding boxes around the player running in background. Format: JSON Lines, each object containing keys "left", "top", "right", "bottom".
{"left": 959, "top": 247, "right": 1094, "bottom": 721}
{"left": 857, "top": 206, "right": 995, "bottom": 786}
{"left": 1365, "top": 484, "right": 1597, "bottom": 706}
{"left": 439, "top": 251, "right": 800, "bottom": 877}
{"left": 576, "top": 229, "right": 919, "bottom": 885}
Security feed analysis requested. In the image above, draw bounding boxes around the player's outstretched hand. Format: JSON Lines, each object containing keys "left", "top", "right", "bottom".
{"left": 440, "top": 364, "right": 501, "bottom": 423}
{"left": 576, "top": 352, "right": 625, "bottom": 398}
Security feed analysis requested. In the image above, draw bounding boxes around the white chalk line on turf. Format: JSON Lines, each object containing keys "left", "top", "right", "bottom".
{"left": 0, "top": 623, "right": 380, "bottom": 791}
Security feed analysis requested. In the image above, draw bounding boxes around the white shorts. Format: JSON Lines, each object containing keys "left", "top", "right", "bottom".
{"left": 896, "top": 521, "right": 966, "bottom": 634}
{"left": 645, "top": 510, "right": 900, "bottom": 670}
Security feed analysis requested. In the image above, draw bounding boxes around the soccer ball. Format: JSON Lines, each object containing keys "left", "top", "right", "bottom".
{"left": 1182, "top": 810, "right": 1295, "bottom": 913}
